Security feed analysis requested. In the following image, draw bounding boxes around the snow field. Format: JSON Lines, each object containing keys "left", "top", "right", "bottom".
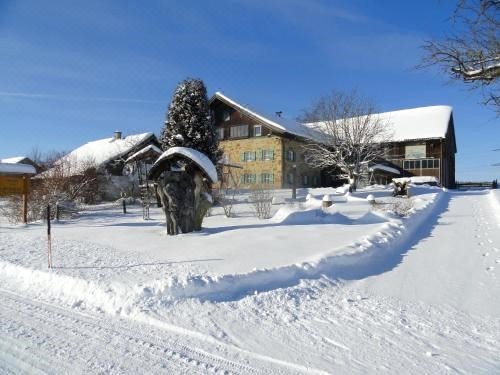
{"left": 0, "top": 187, "right": 442, "bottom": 313}
{"left": 2, "top": 187, "right": 500, "bottom": 373}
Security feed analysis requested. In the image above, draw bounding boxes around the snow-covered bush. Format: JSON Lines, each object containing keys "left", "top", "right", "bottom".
{"left": 249, "top": 186, "right": 274, "bottom": 219}
{"left": 392, "top": 198, "right": 414, "bottom": 217}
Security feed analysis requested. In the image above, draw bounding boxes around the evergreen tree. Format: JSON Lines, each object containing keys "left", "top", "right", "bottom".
{"left": 160, "top": 78, "right": 220, "bottom": 163}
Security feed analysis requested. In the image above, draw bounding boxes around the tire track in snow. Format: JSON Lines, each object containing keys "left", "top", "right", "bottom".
{"left": 0, "top": 289, "right": 268, "bottom": 375}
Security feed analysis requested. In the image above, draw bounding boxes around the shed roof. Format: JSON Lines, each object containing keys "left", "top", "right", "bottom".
{"left": 0, "top": 162, "right": 37, "bottom": 175}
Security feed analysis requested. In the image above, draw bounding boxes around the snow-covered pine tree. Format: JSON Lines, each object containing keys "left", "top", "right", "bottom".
{"left": 160, "top": 78, "right": 220, "bottom": 164}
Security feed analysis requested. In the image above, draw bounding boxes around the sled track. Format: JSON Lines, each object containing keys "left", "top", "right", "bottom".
{"left": 0, "top": 289, "right": 267, "bottom": 374}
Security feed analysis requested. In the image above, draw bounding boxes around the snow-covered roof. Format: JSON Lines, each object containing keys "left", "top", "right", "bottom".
{"left": 369, "top": 164, "right": 400, "bottom": 175}
{"left": 125, "top": 144, "right": 163, "bottom": 163}
{"left": 212, "top": 92, "right": 312, "bottom": 139}
{"left": 305, "top": 105, "right": 453, "bottom": 143}
{"left": 375, "top": 105, "right": 453, "bottom": 142}
{"left": 0, "top": 162, "right": 36, "bottom": 175}
{"left": 57, "top": 132, "right": 154, "bottom": 175}
{"left": 152, "top": 147, "right": 218, "bottom": 183}
{"left": 0, "top": 156, "right": 27, "bottom": 164}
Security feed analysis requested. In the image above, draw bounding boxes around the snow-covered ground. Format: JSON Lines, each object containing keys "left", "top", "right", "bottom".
{"left": 1, "top": 186, "right": 499, "bottom": 373}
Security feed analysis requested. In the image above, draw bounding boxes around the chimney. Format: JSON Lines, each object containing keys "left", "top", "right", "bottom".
{"left": 114, "top": 131, "right": 122, "bottom": 140}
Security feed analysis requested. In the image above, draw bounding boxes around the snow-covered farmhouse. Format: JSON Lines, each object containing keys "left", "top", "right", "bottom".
{"left": 210, "top": 92, "right": 322, "bottom": 189}
{"left": 210, "top": 92, "right": 456, "bottom": 189}
{"left": 48, "top": 131, "right": 160, "bottom": 200}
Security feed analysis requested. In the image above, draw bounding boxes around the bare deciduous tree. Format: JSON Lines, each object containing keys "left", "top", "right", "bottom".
{"left": 249, "top": 186, "right": 274, "bottom": 219}
{"left": 420, "top": 0, "right": 499, "bottom": 113}
{"left": 300, "top": 91, "right": 392, "bottom": 189}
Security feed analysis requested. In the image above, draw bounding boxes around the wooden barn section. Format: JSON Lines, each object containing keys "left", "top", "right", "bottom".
{"left": 379, "top": 105, "right": 457, "bottom": 188}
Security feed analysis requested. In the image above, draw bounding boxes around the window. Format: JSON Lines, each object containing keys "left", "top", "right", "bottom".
{"left": 241, "top": 174, "right": 256, "bottom": 184}
{"left": 217, "top": 127, "right": 224, "bottom": 140}
{"left": 241, "top": 151, "right": 256, "bottom": 162}
{"left": 403, "top": 158, "right": 440, "bottom": 169}
{"left": 222, "top": 109, "right": 231, "bottom": 122}
{"left": 261, "top": 149, "right": 274, "bottom": 160}
{"left": 253, "top": 125, "right": 262, "bottom": 137}
{"left": 260, "top": 173, "right": 274, "bottom": 184}
{"left": 286, "top": 149, "right": 295, "bottom": 161}
{"left": 405, "top": 145, "right": 426, "bottom": 159}
{"left": 303, "top": 175, "right": 309, "bottom": 185}
{"left": 287, "top": 172, "right": 295, "bottom": 184}
{"left": 312, "top": 176, "right": 319, "bottom": 186}
{"left": 230, "top": 125, "right": 249, "bottom": 138}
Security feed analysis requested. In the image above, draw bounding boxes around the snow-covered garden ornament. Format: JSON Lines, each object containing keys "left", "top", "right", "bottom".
{"left": 149, "top": 147, "right": 217, "bottom": 235}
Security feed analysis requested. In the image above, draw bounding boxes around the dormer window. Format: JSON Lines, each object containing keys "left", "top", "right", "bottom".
{"left": 254, "top": 125, "right": 262, "bottom": 137}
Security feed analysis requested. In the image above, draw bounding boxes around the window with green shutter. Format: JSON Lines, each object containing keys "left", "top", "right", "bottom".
{"left": 261, "top": 172, "right": 274, "bottom": 184}
{"left": 242, "top": 151, "right": 256, "bottom": 161}
{"left": 262, "top": 149, "right": 274, "bottom": 161}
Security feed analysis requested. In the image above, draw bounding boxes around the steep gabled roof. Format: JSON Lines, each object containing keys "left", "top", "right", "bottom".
{"left": 210, "top": 92, "right": 311, "bottom": 139}
{"left": 210, "top": 92, "right": 454, "bottom": 148}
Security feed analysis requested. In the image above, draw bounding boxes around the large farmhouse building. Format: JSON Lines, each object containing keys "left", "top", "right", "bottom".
{"left": 210, "top": 92, "right": 457, "bottom": 189}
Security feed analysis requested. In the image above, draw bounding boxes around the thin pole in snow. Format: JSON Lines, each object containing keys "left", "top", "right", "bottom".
{"left": 47, "top": 204, "right": 52, "bottom": 268}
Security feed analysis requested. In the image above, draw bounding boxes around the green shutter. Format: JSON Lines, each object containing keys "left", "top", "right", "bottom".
{"left": 253, "top": 151, "right": 257, "bottom": 161}
{"left": 240, "top": 152, "right": 244, "bottom": 162}
{"left": 270, "top": 173, "right": 274, "bottom": 184}
{"left": 270, "top": 150, "right": 274, "bottom": 160}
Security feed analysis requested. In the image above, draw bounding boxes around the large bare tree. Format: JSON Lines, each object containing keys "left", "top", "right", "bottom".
{"left": 421, "top": 0, "right": 499, "bottom": 114}
{"left": 300, "top": 91, "right": 392, "bottom": 189}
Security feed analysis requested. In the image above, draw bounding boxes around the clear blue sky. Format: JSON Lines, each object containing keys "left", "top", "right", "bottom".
{"left": 0, "top": 0, "right": 498, "bottom": 180}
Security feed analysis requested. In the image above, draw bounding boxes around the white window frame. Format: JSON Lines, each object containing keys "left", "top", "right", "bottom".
{"left": 286, "top": 149, "right": 295, "bottom": 161}
{"left": 218, "top": 127, "right": 224, "bottom": 140}
{"left": 254, "top": 125, "right": 262, "bottom": 137}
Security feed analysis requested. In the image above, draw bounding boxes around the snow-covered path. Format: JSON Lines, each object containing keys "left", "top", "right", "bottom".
{"left": 361, "top": 190, "right": 500, "bottom": 316}
{"left": 0, "top": 288, "right": 289, "bottom": 374}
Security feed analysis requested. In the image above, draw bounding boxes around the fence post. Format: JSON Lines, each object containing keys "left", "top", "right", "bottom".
{"left": 122, "top": 198, "right": 127, "bottom": 214}
{"left": 47, "top": 205, "right": 52, "bottom": 268}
